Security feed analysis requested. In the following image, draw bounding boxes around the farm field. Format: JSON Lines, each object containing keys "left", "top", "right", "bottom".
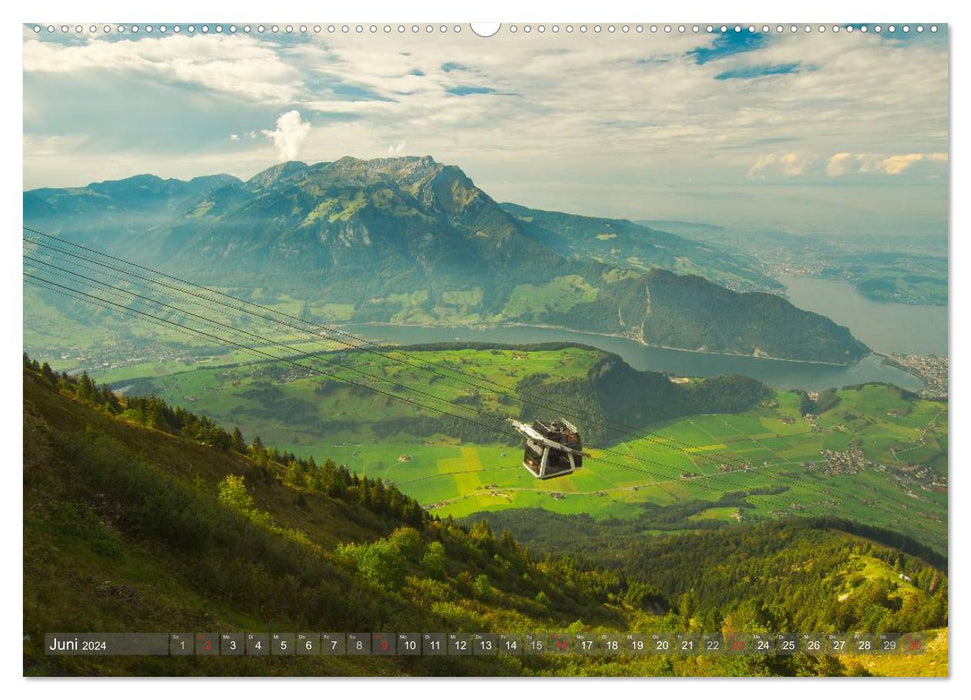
{"left": 94, "top": 345, "right": 947, "bottom": 554}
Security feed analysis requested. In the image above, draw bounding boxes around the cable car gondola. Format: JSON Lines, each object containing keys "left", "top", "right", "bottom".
{"left": 508, "top": 418, "right": 587, "bottom": 479}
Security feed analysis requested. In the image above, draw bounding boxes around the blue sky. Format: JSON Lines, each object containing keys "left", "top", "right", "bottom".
{"left": 22, "top": 24, "right": 949, "bottom": 236}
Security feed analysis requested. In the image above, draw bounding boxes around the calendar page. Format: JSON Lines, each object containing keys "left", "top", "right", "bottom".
{"left": 22, "top": 20, "right": 949, "bottom": 679}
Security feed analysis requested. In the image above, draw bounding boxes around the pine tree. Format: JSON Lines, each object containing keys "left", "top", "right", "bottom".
{"left": 77, "top": 371, "right": 96, "bottom": 401}
{"left": 40, "top": 362, "right": 57, "bottom": 385}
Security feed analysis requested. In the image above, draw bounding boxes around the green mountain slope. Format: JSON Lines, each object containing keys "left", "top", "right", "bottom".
{"left": 23, "top": 358, "right": 946, "bottom": 676}
{"left": 22, "top": 361, "right": 626, "bottom": 676}
{"left": 639, "top": 269, "right": 866, "bottom": 362}
{"left": 502, "top": 202, "right": 781, "bottom": 293}
{"left": 24, "top": 156, "right": 868, "bottom": 363}
{"left": 119, "top": 341, "right": 770, "bottom": 448}
{"left": 471, "top": 511, "right": 947, "bottom": 652}
{"left": 84, "top": 342, "right": 946, "bottom": 552}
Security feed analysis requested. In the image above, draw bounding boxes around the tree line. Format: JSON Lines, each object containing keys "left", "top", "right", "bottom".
{"left": 23, "top": 353, "right": 428, "bottom": 529}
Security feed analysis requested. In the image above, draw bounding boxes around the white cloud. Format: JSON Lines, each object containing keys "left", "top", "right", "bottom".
{"left": 261, "top": 111, "right": 312, "bottom": 161}
{"left": 747, "top": 153, "right": 778, "bottom": 179}
{"left": 780, "top": 153, "right": 811, "bottom": 176}
{"left": 879, "top": 152, "right": 948, "bottom": 175}
{"left": 387, "top": 140, "right": 407, "bottom": 155}
{"left": 826, "top": 152, "right": 949, "bottom": 177}
{"left": 24, "top": 30, "right": 949, "bottom": 176}
{"left": 23, "top": 34, "right": 302, "bottom": 103}
{"left": 750, "top": 150, "right": 949, "bottom": 180}
{"left": 826, "top": 152, "right": 859, "bottom": 177}
{"left": 748, "top": 152, "right": 813, "bottom": 179}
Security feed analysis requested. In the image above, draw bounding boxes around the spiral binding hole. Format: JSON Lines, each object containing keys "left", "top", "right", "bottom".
{"left": 30, "top": 22, "right": 942, "bottom": 38}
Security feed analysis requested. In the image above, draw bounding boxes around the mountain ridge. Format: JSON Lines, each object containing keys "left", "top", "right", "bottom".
{"left": 24, "top": 155, "right": 868, "bottom": 364}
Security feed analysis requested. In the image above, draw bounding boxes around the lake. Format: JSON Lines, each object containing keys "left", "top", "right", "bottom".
{"left": 342, "top": 322, "right": 924, "bottom": 393}
{"left": 338, "top": 275, "right": 947, "bottom": 392}
{"left": 779, "top": 275, "right": 948, "bottom": 356}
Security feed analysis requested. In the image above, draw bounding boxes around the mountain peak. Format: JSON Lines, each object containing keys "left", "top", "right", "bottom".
{"left": 324, "top": 154, "right": 445, "bottom": 185}
{"left": 236, "top": 155, "right": 487, "bottom": 221}
{"left": 244, "top": 161, "right": 309, "bottom": 191}
{"left": 246, "top": 156, "right": 452, "bottom": 194}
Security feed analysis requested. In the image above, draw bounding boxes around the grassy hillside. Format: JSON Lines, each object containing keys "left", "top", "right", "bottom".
{"left": 22, "top": 359, "right": 946, "bottom": 676}
{"left": 23, "top": 362, "right": 628, "bottom": 676}
{"left": 114, "top": 342, "right": 768, "bottom": 446}
{"left": 96, "top": 344, "right": 947, "bottom": 553}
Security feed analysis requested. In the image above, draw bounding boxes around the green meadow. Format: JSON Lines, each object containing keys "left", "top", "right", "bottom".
{"left": 90, "top": 345, "right": 947, "bottom": 553}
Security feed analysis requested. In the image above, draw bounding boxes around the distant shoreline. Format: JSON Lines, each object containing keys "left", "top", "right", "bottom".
{"left": 872, "top": 351, "right": 935, "bottom": 391}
